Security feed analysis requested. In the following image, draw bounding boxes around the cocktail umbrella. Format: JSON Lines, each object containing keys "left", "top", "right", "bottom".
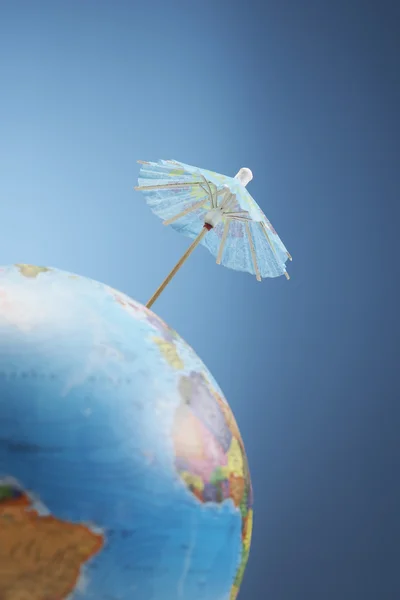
{"left": 135, "top": 159, "right": 292, "bottom": 308}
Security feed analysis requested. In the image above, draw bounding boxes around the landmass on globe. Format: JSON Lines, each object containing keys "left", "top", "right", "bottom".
{"left": 14, "top": 264, "right": 51, "bottom": 278}
{"left": 0, "top": 478, "right": 104, "bottom": 599}
{"left": 172, "top": 372, "right": 253, "bottom": 600}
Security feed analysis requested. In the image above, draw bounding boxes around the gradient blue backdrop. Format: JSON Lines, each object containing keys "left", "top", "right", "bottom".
{"left": 0, "top": 1, "right": 398, "bottom": 599}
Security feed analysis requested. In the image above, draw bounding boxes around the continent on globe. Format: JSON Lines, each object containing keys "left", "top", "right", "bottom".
{"left": 152, "top": 336, "right": 184, "bottom": 370}
{"left": 15, "top": 264, "right": 50, "bottom": 278}
{"left": 172, "top": 372, "right": 253, "bottom": 600}
{"left": 0, "top": 478, "right": 104, "bottom": 600}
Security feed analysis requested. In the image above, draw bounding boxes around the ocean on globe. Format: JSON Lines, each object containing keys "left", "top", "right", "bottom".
{"left": 0, "top": 264, "right": 253, "bottom": 600}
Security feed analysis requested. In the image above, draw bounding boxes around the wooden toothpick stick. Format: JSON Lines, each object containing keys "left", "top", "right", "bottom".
{"left": 146, "top": 226, "right": 210, "bottom": 309}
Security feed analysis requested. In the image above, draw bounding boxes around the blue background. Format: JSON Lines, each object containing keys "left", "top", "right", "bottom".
{"left": 0, "top": 1, "right": 398, "bottom": 599}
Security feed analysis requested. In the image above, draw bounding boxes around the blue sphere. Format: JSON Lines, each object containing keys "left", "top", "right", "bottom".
{"left": 0, "top": 264, "right": 253, "bottom": 600}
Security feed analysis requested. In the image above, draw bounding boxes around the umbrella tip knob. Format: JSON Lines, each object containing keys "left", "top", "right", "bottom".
{"left": 235, "top": 168, "right": 253, "bottom": 187}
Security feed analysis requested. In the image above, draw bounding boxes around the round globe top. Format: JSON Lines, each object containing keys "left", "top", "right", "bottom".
{"left": 0, "top": 264, "right": 253, "bottom": 600}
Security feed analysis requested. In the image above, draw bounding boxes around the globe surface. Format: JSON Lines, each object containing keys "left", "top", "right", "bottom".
{"left": 0, "top": 264, "right": 253, "bottom": 600}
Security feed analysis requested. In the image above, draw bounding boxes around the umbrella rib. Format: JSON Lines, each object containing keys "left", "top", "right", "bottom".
{"left": 245, "top": 222, "right": 262, "bottom": 282}
{"left": 199, "top": 183, "right": 217, "bottom": 210}
{"left": 224, "top": 211, "right": 251, "bottom": 220}
{"left": 163, "top": 198, "right": 210, "bottom": 226}
{"left": 210, "top": 181, "right": 220, "bottom": 208}
{"left": 199, "top": 175, "right": 217, "bottom": 208}
{"left": 228, "top": 217, "right": 252, "bottom": 223}
{"left": 260, "top": 223, "right": 291, "bottom": 280}
{"left": 260, "top": 222, "right": 279, "bottom": 257}
{"left": 216, "top": 220, "right": 230, "bottom": 265}
{"left": 220, "top": 192, "right": 236, "bottom": 211}
{"left": 261, "top": 222, "right": 292, "bottom": 262}
{"left": 135, "top": 181, "right": 204, "bottom": 191}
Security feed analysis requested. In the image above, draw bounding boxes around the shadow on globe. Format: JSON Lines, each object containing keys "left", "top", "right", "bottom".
{"left": 0, "top": 264, "right": 253, "bottom": 600}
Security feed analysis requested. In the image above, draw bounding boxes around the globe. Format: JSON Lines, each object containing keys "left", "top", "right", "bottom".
{"left": 0, "top": 264, "right": 253, "bottom": 600}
